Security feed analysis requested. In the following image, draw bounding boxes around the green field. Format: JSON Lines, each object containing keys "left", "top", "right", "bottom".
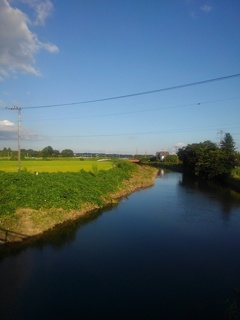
{"left": 0, "top": 159, "right": 113, "bottom": 172}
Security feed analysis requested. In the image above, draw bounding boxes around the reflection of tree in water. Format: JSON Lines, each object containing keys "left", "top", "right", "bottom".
{"left": 0, "top": 204, "right": 117, "bottom": 261}
{"left": 179, "top": 174, "right": 240, "bottom": 218}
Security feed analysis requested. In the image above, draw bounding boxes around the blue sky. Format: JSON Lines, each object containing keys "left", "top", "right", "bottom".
{"left": 0, "top": 0, "right": 240, "bottom": 155}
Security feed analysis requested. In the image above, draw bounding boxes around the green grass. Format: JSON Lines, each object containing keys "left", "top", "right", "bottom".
{"left": 0, "top": 159, "right": 113, "bottom": 172}
{"left": 0, "top": 161, "right": 135, "bottom": 215}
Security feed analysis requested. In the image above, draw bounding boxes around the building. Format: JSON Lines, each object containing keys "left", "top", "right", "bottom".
{"left": 156, "top": 151, "right": 169, "bottom": 161}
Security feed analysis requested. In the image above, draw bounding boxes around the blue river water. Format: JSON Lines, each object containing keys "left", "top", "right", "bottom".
{"left": 0, "top": 171, "right": 240, "bottom": 320}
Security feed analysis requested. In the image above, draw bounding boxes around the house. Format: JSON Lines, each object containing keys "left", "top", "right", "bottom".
{"left": 156, "top": 151, "right": 169, "bottom": 161}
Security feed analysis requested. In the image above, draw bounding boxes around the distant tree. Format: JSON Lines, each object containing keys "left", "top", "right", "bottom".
{"left": 7, "top": 147, "right": 12, "bottom": 157}
{"left": 194, "top": 149, "right": 228, "bottom": 179}
{"left": 164, "top": 155, "right": 179, "bottom": 164}
{"left": 27, "top": 149, "right": 34, "bottom": 157}
{"left": 220, "top": 133, "right": 235, "bottom": 153}
{"left": 20, "top": 149, "right": 27, "bottom": 157}
{"left": 61, "top": 149, "right": 74, "bottom": 157}
{"left": 2, "top": 147, "right": 8, "bottom": 157}
{"left": 52, "top": 149, "right": 60, "bottom": 157}
{"left": 41, "top": 146, "right": 54, "bottom": 158}
{"left": 178, "top": 141, "right": 217, "bottom": 176}
{"left": 27, "top": 149, "right": 40, "bottom": 158}
{"left": 220, "top": 133, "right": 237, "bottom": 172}
{"left": 177, "top": 137, "right": 236, "bottom": 179}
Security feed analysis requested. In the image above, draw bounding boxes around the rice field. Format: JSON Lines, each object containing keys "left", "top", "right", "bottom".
{"left": 0, "top": 159, "right": 113, "bottom": 173}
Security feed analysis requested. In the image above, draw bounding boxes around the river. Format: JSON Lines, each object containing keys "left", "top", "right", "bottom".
{"left": 0, "top": 171, "right": 240, "bottom": 320}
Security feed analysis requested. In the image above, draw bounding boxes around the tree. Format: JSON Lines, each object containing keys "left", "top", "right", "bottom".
{"left": 194, "top": 149, "right": 228, "bottom": 179}
{"left": 177, "top": 141, "right": 217, "bottom": 176}
{"left": 61, "top": 149, "right": 74, "bottom": 157}
{"left": 220, "top": 133, "right": 237, "bottom": 173}
{"left": 177, "top": 136, "right": 236, "bottom": 180}
{"left": 41, "top": 146, "right": 54, "bottom": 158}
{"left": 220, "top": 133, "right": 235, "bottom": 153}
{"left": 52, "top": 149, "right": 60, "bottom": 157}
{"left": 2, "top": 147, "right": 8, "bottom": 157}
{"left": 164, "top": 155, "right": 179, "bottom": 164}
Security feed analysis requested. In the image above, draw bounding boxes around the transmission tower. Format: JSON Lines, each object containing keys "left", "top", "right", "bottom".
{"left": 217, "top": 129, "right": 225, "bottom": 146}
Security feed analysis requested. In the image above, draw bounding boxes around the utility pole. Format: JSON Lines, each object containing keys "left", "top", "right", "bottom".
{"left": 6, "top": 105, "right": 21, "bottom": 171}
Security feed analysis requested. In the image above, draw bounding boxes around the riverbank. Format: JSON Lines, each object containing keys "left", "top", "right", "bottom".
{"left": 0, "top": 164, "right": 158, "bottom": 244}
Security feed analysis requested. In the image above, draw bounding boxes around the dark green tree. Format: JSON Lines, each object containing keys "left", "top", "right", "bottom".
{"left": 219, "top": 133, "right": 237, "bottom": 173}
{"left": 164, "top": 155, "right": 179, "bottom": 164}
{"left": 194, "top": 149, "right": 228, "bottom": 179}
{"left": 2, "top": 147, "right": 8, "bottom": 157}
{"left": 177, "top": 141, "right": 217, "bottom": 176}
{"left": 220, "top": 133, "right": 235, "bottom": 152}
{"left": 61, "top": 149, "right": 74, "bottom": 157}
{"left": 177, "top": 136, "right": 236, "bottom": 180}
{"left": 41, "top": 146, "right": 54, "bottom": 158}
{"left": 27, "top": 149, "right": 40, "bottom": 158}
{"left": 52, "top": 149, "right": 60, "bottom": 157}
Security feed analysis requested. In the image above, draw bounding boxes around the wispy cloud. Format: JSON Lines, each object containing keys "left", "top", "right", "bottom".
{"left": 186, "top": 1, "right": 213, "bottom": 18}
{"left": 20, "top": 0, "right": 54, "bottom": 26}
{"left": 0, "top": 0, "right": 58, "bottom": 80}
{"left": 200, "top": 4, "right": 212, "bottom": 13}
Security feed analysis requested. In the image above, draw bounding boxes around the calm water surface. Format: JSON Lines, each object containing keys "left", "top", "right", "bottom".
{"left": 0, "top": 171, "right": 240, "bottom": 320}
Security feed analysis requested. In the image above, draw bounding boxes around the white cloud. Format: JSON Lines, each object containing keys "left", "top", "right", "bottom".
{"left": 0, "top": 0, "right": 58, "bottom": 79}
{"left": 0, "top": 119, "right": 15, "bottom": 126}
{"left": 0, "top": 118, "right": 43, "bottom": 140}
{"left": 201, "top": 4, "right": 212, "bottom": 13}
{"left": 0, "top": 119, "right": 17, "bottom": 139}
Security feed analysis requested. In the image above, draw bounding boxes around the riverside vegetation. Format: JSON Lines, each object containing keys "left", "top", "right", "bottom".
{"left": 0, "top": 161, "right": 158, "bottom": 242}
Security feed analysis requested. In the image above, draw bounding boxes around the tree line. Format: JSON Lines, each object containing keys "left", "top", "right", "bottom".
{"left": 0, "top": 146, "right": 134, "bottom": 159}
{"left": 177, "top": 133, "right": 239, "bottom": 180}
{"left": 0, "top": 146, "right": 74, "bottom": 158}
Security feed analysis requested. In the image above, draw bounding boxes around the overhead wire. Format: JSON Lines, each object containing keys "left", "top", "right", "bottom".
{"left": 52, "top": 123, "right": 240, "bottom": 139}
{"left": 22, "top": 96, "right": 240, "bottom": 122}
{"left": 1, "top": 73, "right": 240, "bottom": 150}
{"left": 21, "top": 73, "right": 240, "bottom": 109}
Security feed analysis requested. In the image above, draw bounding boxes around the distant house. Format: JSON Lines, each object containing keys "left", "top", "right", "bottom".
{"left": 156, "top": 151, "right": 169, "bottom": 161}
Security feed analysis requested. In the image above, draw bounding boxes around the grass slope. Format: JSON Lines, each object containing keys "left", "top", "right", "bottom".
{"left": 0, "top": 162, "right": 158, "bottom": 241}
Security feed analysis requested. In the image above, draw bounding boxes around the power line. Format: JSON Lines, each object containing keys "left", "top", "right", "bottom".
{"left": 22, "top": 96, "right": 240, "bottom": 123}
{"left": 22, "top": 73, "right": 240, "bottom": 110}
{"left": 52, "top": 123, "right": 240, "bottom": 139}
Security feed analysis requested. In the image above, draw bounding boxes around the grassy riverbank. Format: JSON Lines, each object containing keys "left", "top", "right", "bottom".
{"left": 0, "top": 162, "right": 158, "bottom": 242}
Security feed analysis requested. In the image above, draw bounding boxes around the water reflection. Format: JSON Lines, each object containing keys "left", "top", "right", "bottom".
{"left": 0, "top": 205, "right": 117, "bottom": 261}
{"left": 0, "top": 172, "right": 240, "bottom": 320}
{"left": 179, "top": 174, "right": 240, "bottom": 218}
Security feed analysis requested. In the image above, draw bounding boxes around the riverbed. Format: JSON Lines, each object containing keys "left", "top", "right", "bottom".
{"left": 0, "top": 171, "right": 240, "bottom": 320}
